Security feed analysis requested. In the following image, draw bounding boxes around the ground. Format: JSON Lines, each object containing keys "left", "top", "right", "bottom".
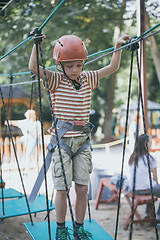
{"left": 0, "top": 198, "right": 159, "bottom": 240}
{"left": 1, "top": 146, "right": 160, "bottom": 239}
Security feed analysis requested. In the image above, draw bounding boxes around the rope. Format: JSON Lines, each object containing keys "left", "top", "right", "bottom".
{"left": 114, "top": 49, "right": 134, "bottom": 240}
{"left": 85, "top": 28, "right": 160, "bottom": 66}
{"left": 0, "top": 65, "right": 56, "bottom": 77}
{"left": 0, "top": 85, "right": 34, "bottom": 225}
{"left": 114, "top": 37, "right": 159, "bottom": 239}
{"left": 0, "top": 21, "right": 160, "bottom": 77}
{"left": 87, "top": 198, "right": 92, "bottom": 222}
{"left": 1, "top": 79, "right": 41, "bottom": 87}
{"left": 0, "top": 148, "right": 5, "bottom": 216}
{"left": 128, "top": 65, "right": 141, "bottom": 240}
{"left": 35, "top": 42, "right": 52, "bottom": 240}
{"left": 86, "top": 23, "right": 160, "bottom": 60}
{"left": 126, "top": 47, "right": 159, "bottom": 240}
{"left": 38, "top": 0, "right": 66, "bottom": 31}
{"left": 134, "top": 50, "right": 158, "bottom": 239}
{"left": 0, "top": 0, "right": 66, "bottom": 61}
{"left": 137, "top": 22, "right": 160, "bottom": 39}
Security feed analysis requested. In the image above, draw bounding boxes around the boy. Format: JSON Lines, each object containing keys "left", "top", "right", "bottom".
{"left": 29, "top": 33, "right": 131, "bottom": 240}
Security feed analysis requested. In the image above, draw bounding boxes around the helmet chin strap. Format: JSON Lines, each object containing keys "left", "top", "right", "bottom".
{"left": 59, "top": 62, "right": 81, "bottom": 90}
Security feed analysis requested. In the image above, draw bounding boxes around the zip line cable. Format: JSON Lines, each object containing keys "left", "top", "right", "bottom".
{"left": 87, "top": 22, "right": 160, "bottom": 59}
{"left": 1, "top": 79, "right": 41, "bottom": 87}
{"left": 0, "top": 0, "right": 66, "bottom": 61}
{"left": 38, "top": 0, "right": 66, "bottom": 32}
{"left": 0, "top": 65, "right": 56, "bottom": 77}
{"left": 114, "top": 49, "right": 135, "bottom": 240}
{"left": 35, "top": 41, "right": 52, "bottom": 240}
{"left": 0, "top": 25, "right": 160, "bottom": 80}
{"left": 85, "top": 28, "right": 160, "bottom": 66}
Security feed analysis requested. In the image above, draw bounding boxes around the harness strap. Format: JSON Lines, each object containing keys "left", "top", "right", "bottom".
{"left": 59, "top": 140, "right": 73, "bottom": 158}
{"left": 59, "top": 137, "right": 90, "bottom": 159}
{"left": 29, "top": 151, "right": 52, "bottom": 204}
{"left": 73, "top": 138, "right": 90, "bottom": 158}
{"left": 29, "top": 119, "right": 94, "bottom": 204}
{"left": 29, "top": 126, "right": 69, "bottom": 204}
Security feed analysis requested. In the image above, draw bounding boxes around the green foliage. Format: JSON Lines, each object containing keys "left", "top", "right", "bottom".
{"left": 0, "top": 0, "right": 160, "bottom": 137}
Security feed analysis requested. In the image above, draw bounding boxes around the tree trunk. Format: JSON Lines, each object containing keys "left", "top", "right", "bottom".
{"left": 145, "top": 9, "right": 160, "bottom": 84}
{"left": 103, "top": 73, "right": 116, "bottom": 138}
{"left": 103, "top": 0, "right": 127, "bottom": 139}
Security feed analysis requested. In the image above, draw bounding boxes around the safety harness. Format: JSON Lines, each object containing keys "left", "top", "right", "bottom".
{"left": 29, "top": 118, "right": 94, "bottom": 203}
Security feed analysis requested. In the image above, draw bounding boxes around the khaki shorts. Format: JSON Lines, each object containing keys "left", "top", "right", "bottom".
{"left": 51, "top": 136, "right": 93, "bottom": 190}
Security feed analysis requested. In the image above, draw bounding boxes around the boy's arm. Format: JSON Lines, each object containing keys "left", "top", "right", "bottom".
{"left": 29, "top": 38, "right": 52, "bottom": 82}
{"left": 97, "top": 35, "right": 131, "bottom": 80}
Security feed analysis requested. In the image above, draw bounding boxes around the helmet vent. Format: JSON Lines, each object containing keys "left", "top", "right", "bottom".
{"left": 58, "top": 40, "right": 63, "bottom": 47}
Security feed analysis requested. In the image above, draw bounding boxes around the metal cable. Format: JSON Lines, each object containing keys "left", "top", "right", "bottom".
{"left": 114, "top": 49, "right": 134, "bottom": 240}
{"left": 0, "top": 0, "right": 66, "bottom": 61}
{"left": 35, "top": 43, "right": 52, "bottom": 240}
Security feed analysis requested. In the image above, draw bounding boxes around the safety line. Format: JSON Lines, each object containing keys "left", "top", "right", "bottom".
{"left": 85, "top": 28, "right": 160, "bottom": 66}
{"left": 0, "top": 79, "right": 40, "bottom": 87}
{"left": 0, "top": 0, "right": 66, "bottom": 61}
{"left": 0, "top": 65, "right": 56, "bottom": 77}
{"left": 114, "top": 49, "right": 134, "bottom": 240}
{"left": 87, "top": 22, "right": 160, "bottom": 59}
{"left": 0, "top": 23, "right": 160, "bottom": 78}
{"left": 0, "top": 37, "right": 32, "bottom": 61}
{"left": 38, "top": 0, "right": 66, "bottom": 31}
{"left": 137, "top": 22, "right": 160, "bottom": 39}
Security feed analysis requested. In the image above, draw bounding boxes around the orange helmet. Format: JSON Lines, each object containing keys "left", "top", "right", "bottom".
{"left": 53, "top": 35, "right": 88, "bottom": 61}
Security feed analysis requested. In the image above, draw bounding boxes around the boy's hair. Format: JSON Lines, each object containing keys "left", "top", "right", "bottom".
{"left": 53, "top": 35, "right": 87, "bottom": 62}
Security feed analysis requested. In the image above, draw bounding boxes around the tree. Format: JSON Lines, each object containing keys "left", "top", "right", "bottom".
{"left": 0, "top": 0, "right": 160, "bottom": 139}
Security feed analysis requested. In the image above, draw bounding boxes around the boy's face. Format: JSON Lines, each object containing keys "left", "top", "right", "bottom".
{"left": 62, "top": 60, "right": 83, "bottom": 80}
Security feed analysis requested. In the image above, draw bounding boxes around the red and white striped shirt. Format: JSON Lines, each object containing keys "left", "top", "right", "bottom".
{"left": 44, "top": 71, "right": 99, "bottom": 137}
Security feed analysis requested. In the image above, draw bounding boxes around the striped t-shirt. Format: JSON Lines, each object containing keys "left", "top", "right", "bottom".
{"left": 44, "top": 71, "right": 99, "bottom": 137}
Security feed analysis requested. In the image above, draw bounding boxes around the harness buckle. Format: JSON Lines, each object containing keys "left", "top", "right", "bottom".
{"left": 47, "top": 142, "right": 56, "bottom": 153}
{"left": 73, "top": 121, "right": 94, "bottom": 133}
{"left": 73, "top": 120, "right": 86, "bottom": 126}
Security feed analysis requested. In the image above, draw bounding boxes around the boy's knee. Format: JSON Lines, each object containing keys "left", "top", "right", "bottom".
{"left": 75, "top": 184, "right": 88, "bottom": 197}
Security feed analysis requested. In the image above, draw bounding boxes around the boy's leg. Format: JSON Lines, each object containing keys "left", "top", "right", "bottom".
{"left": 72, "top": 137, "right": 93, "bottom": 239}
{"left": 55, "top": 190, "right": 67, "bottom": 223}
{"left": 75, "top": 183, "right": 88, "bottom": 223}
{"left": 55, "top": 190, "right": 72, "bottom": 240}
{"left": 73, "top": 184, "right": 93, "bottom": 239}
